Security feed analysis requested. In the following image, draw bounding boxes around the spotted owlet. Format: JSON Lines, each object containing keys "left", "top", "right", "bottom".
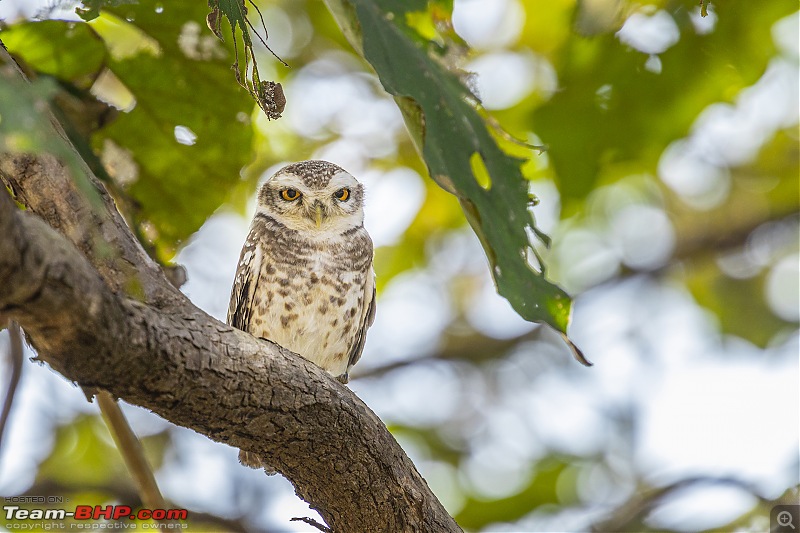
{"left": 227, "top": 160, "right": 376, "bottom": 467}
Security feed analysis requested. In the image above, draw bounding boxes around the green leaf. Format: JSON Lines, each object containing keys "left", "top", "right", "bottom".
{"left": 4, "top": 5, "right": 256, "bottom": 258}
{"left": 346, "top": 0, "right": 579, "bottom": 340}
{"left": 91, "top": 1, "right": 255, "bottom": 257}
{"left": 1, "top": 21, "right": 106, "bottom": 82}
{"left": 38, "top": 415, "right": 129, "bottom": 485}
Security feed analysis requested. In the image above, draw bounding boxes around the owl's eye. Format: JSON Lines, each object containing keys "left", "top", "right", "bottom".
{"left": 334, "top": 188, "right": 350, "bottom": 201}
{"left": 280, "top": 188, "right": 301, "bottom": 201}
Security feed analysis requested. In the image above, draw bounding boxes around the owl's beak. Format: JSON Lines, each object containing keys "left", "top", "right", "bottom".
{"left": 314, "top": 203, "right": 324, "bottom": 228}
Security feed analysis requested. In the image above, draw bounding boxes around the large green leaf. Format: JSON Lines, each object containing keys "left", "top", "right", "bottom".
{"left": 342, "top": 0, "right": 582, "bottom": 347}
{"left": 96, "top": 0, "right": 255, "bottom": 257}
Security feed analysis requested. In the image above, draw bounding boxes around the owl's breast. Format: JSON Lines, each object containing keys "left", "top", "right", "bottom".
{"left": 248, "top": 244, "right": 366, "bottom": 377}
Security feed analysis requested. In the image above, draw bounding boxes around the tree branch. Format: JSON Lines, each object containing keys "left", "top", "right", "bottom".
{"left": 0, "top": 47, "right": 460, "bottom": 533}
{"left": 590, "top": 475, "right": 771, "bottom": 532}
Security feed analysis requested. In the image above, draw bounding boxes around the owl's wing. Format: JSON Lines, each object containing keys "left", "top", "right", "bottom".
{"left": 344, "top": 266, "right": 376, "bottom": 377}
{"left": 227, "top": 228, "right": 263, "bottom": 332}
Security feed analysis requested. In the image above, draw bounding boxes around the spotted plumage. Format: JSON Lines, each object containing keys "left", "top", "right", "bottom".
{"left": 227, "top": 160, "right": 376, "bottom": 469}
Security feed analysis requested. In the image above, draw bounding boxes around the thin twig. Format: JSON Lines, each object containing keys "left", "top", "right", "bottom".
{"left": 0, "top": 321, "right": 23, "bottom": 457}
{"left": 352, "top": 328, "right": 547, "bottom": 380}
{"left": 591, "top": 475, "right": 770, "bottom": 532}
{"left": 290, "top": 516, "right": 332, "bottom": 532}
{"left": 97, "top": 391, "right": 168, "bottom": 530}
{"left": 246, "top": 0, "right": 289, "bottom": 66}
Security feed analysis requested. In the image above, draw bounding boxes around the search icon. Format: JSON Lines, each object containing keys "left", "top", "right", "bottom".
{"left": 779, "top": 511, "right": 796, "bottom": 530}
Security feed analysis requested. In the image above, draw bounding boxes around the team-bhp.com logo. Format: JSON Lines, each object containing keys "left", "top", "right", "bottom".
{"left": 5, "top": 505, "right": 188, "bottom": 528}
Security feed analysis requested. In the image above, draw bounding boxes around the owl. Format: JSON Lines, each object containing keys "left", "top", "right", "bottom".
{"left": 227, "top": 160, "right": 376, "bottom": 467}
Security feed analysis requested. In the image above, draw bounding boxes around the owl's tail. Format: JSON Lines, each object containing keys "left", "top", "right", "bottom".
{"left": 239, "top": 449, "right": 277, "bottom": 476}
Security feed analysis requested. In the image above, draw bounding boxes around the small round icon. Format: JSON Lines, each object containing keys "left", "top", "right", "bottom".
{"left": 778, "top": 510, "right": 795, "bottom": 530}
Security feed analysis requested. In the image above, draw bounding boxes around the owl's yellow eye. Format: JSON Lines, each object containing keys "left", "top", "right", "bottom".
{"left": 334, "top": 188, "right": 350, "bottom": 201}
{"left": 281, "top": 188, "right": 301, "bottom": 201}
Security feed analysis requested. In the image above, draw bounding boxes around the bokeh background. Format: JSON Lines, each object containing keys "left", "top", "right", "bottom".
{"left": 0, "top": 0, "right": 798, "bottom": 531}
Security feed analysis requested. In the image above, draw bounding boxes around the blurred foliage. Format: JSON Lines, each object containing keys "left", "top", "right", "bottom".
{"left": 13, "top": 413, "right": 248, "bottom": 531}
{"left": 0, "top": 20, "right": 105, "bottom": 79}
{"left": 22, "top": 414, "right": 170, "bottom": 529}
{"left": 75, "top": 0, "right": 138, "bottom": 22}
{"left": 530, "top": 0, "right": 797, "bottom": 208}
{"left": 1, "top": 0, "right": 798, "bottom": 531}
{"left": 454, "top": 457, "right": 578, "bottom": 529}
{"left": 38, "top": 414, "right": 168, "bottom": 487}
{"left": 0, "top": 55, "right": 102, "bottom": 204}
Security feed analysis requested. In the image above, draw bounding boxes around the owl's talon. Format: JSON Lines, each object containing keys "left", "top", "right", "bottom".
{"left": 336, "top": 372, "right": 349, "bottom": 384}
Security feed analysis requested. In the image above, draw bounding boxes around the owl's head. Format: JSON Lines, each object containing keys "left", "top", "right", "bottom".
{"left": 257, "top": 160, "right": 365, "bottom": 233}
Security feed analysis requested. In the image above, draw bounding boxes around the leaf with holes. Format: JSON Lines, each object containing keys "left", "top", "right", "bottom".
{"left": 347, "top": 0, "right": 587, "bottom": 361}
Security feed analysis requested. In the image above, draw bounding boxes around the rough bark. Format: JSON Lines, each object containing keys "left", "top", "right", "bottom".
{"left": 0, "top": 56, "right": 461, "bottom": 533}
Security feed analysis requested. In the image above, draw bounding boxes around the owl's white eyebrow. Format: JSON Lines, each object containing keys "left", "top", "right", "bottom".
{"left": 328, "top": 173, "right": 356, "bottom": 188}
{"left": 268, "top": 175, "right": 304, "bottom": 188}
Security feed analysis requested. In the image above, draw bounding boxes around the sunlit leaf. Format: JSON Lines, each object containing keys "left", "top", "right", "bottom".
{"left": 1, "top": 21, "right": 106, "bottom": 82}
{"left": 39, "top": 414, "right": 169, "bottom": 485}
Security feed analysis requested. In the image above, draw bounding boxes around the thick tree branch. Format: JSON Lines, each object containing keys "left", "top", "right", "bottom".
{"left": 0, "top": 47, "right": 459, "bottom": 532}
